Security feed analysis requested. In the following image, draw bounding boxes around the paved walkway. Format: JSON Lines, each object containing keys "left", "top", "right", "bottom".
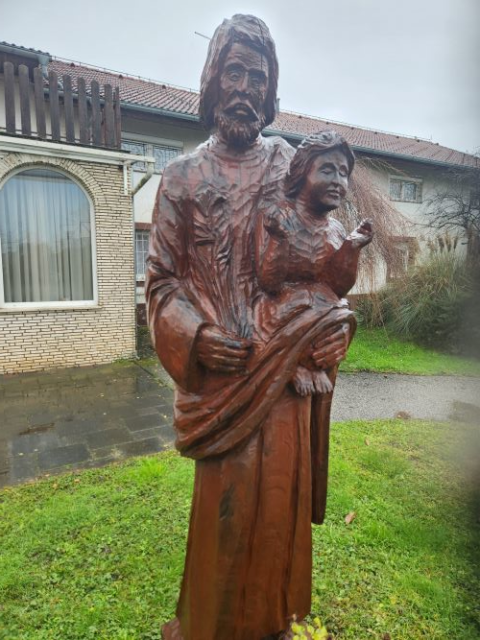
{"left": 1, "top": 362, "right": 478, "bottom": 487}
{"left": 0, "top": 362, "right": 173, "bottom": 487}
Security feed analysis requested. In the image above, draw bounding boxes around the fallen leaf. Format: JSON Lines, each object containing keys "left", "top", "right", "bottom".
{"left": 365, "top": 438, "right": 370, "bottom": 446}
{"left": 345, "top": 511, "right": 356, "bottom": 525}
{"left": 74, "top": 478, "right": 81, "bottom": 484}
{"left": 52, "top": 483, "right": 59, "bottom": 490}
{"left": 383, "top": 634, "right": 391, "bottom": 640}
{"left": 395, "top": 410, "right": 411, "bottom": 419}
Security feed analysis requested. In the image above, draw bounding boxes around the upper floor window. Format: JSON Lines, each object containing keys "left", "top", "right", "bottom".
{"left": 389, "top": 177, "right": 423, "bottom": 203}
{"left": 0, "top": 168, "right": 95, "bottom": 307}
{"left": 122, "top": 140, "right": 182, "bottom": 173}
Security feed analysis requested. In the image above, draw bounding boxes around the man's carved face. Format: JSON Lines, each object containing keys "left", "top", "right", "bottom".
{"left": 215, "top": 42, "right": 269, "bottom": 147}
{"left": 302, "top": 149, "right": 350, "bottom": 216}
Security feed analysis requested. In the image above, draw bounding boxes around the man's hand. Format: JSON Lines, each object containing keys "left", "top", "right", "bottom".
{"left": 197, "top": 325, "right": 252, "bottom": 374}
{"left": 312, "top": 323, "right": 350, "bottom": 369}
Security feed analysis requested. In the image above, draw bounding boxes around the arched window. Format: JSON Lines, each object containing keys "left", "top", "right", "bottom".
{"left": 0, "top": 168, "right": 95, "bottom": 306}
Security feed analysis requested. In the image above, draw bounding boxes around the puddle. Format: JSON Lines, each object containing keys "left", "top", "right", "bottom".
{"left": 18, "top": 423, "right": 55, "bottom": 436}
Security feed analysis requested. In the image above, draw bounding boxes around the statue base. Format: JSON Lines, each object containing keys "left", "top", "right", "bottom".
{"left": 161, "top": 618, "right": 183, "bottom": 639}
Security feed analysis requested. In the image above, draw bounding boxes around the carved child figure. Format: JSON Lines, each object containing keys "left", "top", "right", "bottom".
{"left": 255, "top": 131, "right": 373, "bottom": 396}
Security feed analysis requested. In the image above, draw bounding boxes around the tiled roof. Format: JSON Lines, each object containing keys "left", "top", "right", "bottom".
{"left": 49, "top": 59, "right": 479, "bottom": 169}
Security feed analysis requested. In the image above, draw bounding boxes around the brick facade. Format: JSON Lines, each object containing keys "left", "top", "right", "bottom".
{"left": 0, "top": 152, "right": 136, "bottom": 374}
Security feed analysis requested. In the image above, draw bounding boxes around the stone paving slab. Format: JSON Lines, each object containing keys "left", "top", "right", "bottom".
{"left": 1, "top": 361, "right": 479, "bottom": 488}
{"left": 0, "top": 362, "right": 175, "bottom": 487}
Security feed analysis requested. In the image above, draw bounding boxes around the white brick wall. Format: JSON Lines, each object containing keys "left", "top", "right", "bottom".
{"left": 0, "top": 152, "right": 136, "bottom": 374}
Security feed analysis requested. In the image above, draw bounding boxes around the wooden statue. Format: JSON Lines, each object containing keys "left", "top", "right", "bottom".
{"left": 146, "top": 15, "right": 372, "bottom": 640}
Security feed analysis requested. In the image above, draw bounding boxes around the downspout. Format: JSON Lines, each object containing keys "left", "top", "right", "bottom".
{"left": 125, "top": 155, "right": 155, "bottom": 347}
{"left": 38, "top": 53, "right": 51, "bottom": 79}
{"left": 131, "top": 158, "right": 155, "bottom": 195}
{"left": 122, "top": 155, "right": 155, "bottom": 195}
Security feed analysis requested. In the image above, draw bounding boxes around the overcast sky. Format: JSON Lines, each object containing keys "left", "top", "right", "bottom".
{"left": 3, "top": 0, "right": 479, "bottom": 154}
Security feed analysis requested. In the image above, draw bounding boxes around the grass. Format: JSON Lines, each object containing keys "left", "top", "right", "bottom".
{"left": 341, "top": 326, "right": 480, "bottom": 376}
{"left": 137, "top": 323, "right": 480, "bottom": 378}
{"left": 1, "top": 419, "right": 479, "bottom": 639}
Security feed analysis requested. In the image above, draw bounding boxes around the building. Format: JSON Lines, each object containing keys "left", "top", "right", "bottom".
{"left": 44, "top": 56, "right": 479, "bottom": 315}
{"left": 0, "top": 43, "right": 153, "bottom": 374}
{"left": 1, "top": 43, "right": 478, "bottom": 372}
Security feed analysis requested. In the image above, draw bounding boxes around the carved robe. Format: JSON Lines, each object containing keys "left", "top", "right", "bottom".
{"left": 146, "top": 134, "right": 355, "bottom": 640}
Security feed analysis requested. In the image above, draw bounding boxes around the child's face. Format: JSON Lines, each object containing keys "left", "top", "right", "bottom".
{"left": 302, "top": 149, "right": 350, "bottom": 215}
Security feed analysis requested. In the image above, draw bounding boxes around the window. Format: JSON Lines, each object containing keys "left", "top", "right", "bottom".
{"left": 135, "top": 230, "right": 150, "bottom": 280}
{"left": 152, "top": 145, "right": 181, "bottom": 172}
{"left": 0, "top": 168, "right": 95, "bottom": 307}
{"left": 389, "top": 177, "right": 423, "bottom": 203}
{"left": 470, "top": 191, "right": 480, "bottom": 211}
{"left": 387, "top": 237, "right": 417, "bottom": 280}
{"left": 122, "top": 139, "right": 181, "bottom": 173}
{"left": 121, "top": 140, "right": 147, "bottom": 171}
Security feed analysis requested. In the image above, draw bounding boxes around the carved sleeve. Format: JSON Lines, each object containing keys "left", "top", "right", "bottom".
{"left": 146, "top": 178, "right": 207, "bottom": 392}
{"left": 255, "top": 208, "right": 289, "bottom": 294}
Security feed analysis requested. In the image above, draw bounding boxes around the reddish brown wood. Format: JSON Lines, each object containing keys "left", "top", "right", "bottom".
{"left": 4, "top": 61, "right": 16, "bottom": 135}
{"left": 77, "top": 77, "right": 89, "bottom": 145}
{"left": 90, "top": 80, "right": 102, "bottom": 146}
{"left": 48, "top": 70, "right": 61, "bottom": 141}
{"left": 113, "top": 86, "right": 121, "bottom": 149}
{"left": 147, "top": 16, "right": 366, "bottom": 640}
{"left": 63, "top": 74, "right": 75, "bottom": 143}
{"left": 103, "top": 83, "right": 115, "bottom": 148}
{"left": 33, "top": 67, "right": 47, "bottom": 139}
{"left": 18, "top": 65, "right": 31, "bottom": 136}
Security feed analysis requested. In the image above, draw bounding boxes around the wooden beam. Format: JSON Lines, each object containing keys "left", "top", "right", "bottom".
{"left": 4, "top": 61, "right": 16, "bottom": 135}
{"left": 90, "top": 80, "right": 102, "bottom": 146}
{"left": 18, "top": 64, "right": 32, "bottom": 137}
{"left": 49, "top": 70, "right": 61, "bottom": 141}
{"left": 104, "top": 83, "right": 115, "bottom": 148}
{"left": 63, "top": 74, "right": 75, "bottom": 143}
{"left": 77, "top": 77, "right": 89, "bottom": 145}
{"left": 33, "top": 67, "right": 47, "bottom": 139}
{"left": 114, "top": 86, "right": 121, "bottom": 149}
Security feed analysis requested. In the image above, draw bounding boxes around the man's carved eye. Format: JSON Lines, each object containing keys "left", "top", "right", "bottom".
{"left": 228, "top": 71, "right": 241, "bottom": 81}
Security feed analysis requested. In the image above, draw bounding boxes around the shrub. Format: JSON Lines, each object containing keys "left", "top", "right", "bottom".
{"left": 357, "top": 254, "right": 480, "bottom": 356}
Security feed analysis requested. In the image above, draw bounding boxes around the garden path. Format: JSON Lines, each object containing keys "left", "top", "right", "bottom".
{"left": 0, "top": 363, "right": 478, "bottom": 487}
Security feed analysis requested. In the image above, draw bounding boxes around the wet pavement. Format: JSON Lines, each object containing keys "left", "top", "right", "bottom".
{"left": 0, "top": 362, "right": 174, "bottom": 487}
{"left": 1, "top": 362, "right": 479, "bottom": 487}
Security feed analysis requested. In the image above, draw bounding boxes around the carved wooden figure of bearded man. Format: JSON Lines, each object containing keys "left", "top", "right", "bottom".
{"left": 146, "top": 15, "right": 354, "bottom": 640}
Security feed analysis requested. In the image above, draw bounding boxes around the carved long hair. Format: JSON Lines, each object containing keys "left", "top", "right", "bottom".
{"left": 199, "top": 14, "right": 279, "bottom": 130}
{"left": 285, "top": 131, "right": 356, "bottom": 199}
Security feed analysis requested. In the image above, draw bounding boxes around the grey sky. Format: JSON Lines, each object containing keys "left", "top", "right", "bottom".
{"left": 3, "top": 0, "right": 479, "bottom": 154}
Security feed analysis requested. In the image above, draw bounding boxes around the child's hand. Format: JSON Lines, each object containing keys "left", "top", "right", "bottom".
{"left": 264, "top": 208, "right": 294, "bottom": 240}
{"left": 347, "top": 219, "right": 373, "bottom": 248}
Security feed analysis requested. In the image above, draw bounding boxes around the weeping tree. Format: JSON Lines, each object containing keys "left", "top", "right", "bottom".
{"left": 335, "top": 156, "right": 408, "bottom": 293}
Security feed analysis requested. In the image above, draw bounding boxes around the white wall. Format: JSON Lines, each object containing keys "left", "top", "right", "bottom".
{"left": 122, "top": 113, "right": 208, "bottom": 224}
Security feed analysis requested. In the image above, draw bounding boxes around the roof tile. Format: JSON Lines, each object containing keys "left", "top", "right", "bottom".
{"left": 48, "top": 59, "right": 478, "bottom": 169}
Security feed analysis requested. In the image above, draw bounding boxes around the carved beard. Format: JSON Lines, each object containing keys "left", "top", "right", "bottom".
{"left": 215, "top": 111, "right": 265, "bottom": 147}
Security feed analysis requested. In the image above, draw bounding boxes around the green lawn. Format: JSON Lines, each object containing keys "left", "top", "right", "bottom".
{"left": 1, "top": 419, "right": 479, "bottom": 639}
{"left": 341, "top": 326, "right": 480, "bottom": 376}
